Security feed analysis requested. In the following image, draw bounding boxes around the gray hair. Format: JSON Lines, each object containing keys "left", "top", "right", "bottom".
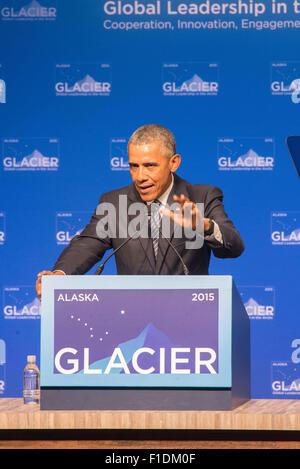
{"left": 128, "top": 124, "right": 176, "bottom": 157}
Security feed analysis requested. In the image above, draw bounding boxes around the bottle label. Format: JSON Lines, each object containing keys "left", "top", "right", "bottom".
{"left": 24, "top": 375, "right": 37, "bottom": 390}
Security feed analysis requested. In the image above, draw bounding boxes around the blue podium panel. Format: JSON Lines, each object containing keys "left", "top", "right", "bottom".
{"left": 40, "top": 275, "right": 250, "bottom": 410}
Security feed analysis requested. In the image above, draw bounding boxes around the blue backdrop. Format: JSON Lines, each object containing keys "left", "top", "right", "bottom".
{"left": 0, "top": 0, "right": 299, "bottom": 399}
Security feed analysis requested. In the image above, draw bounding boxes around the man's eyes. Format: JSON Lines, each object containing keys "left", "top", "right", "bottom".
{"left": 129, "top": 163, "right": 157, "bottom": 168}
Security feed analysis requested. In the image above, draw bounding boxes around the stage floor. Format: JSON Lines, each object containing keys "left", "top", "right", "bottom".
{"left": 0, "top": 398, "right": 300, "bottom": 449}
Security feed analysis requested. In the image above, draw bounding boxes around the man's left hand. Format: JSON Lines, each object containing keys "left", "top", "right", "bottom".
{"left": 160, "top": 194, "right": 210, "bottom": 232}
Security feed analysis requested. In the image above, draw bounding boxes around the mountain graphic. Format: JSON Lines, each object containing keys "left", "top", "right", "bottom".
{"left": 0, "top": 340, "right": 6, "bottom": 365}
{"left": 288, "top": 228, "right": 300, "bottom": 238}
{"left": 76, "top": 74, "right": 97, "bottom": 86}
{"left": 182, "top": 74, "right": 204, "bottom": 87}
{"left": 24, "top": 0, "right": 43, "bottom": 11}
{"left": 236, "top": 148, "right": 262, "bottom": 163}
{"left": 0, "top": 79, "right": 6, "bottom": 104}
{"left": 123, "top": 322, "right": 174, "bottom": 374}
{"left": 244, "top": 297, "right": 260, "bottom": 309}
{"left": 80, "top": 322, "right": 174, "bottom": 375}
{"left": 24, "top": 149, "right": 47, "bottom": 160}
{"left": 16, "top": 296, "right": 41, "bottom": 315}
{"left": 289, "top": 79, "right": 300, "bottom": 91}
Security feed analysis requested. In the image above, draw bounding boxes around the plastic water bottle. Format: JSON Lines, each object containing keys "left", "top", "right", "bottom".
{"left": 23, "top": 355, "right": 40, "bottom": 405}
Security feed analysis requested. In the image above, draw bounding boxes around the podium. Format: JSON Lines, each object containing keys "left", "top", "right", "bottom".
{"left": 40, "top": 275, "right": 250, "bottom": 411}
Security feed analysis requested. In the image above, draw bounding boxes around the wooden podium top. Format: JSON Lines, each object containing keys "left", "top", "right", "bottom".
{"left": 1, "top": 398, "right": 300, "bottom": 431}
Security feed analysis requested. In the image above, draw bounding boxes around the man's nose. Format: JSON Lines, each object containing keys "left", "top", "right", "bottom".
{"left": 137, "top": 166, "right": 147, "bottom": 181}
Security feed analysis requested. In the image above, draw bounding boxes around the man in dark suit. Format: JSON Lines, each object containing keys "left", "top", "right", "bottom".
{"left": 36, "top": 124, "right": 244, "bottom": 298}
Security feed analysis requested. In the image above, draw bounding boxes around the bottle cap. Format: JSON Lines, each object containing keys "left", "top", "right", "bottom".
{"left": 27, "top": 355, "right": 36, "bottom": 363}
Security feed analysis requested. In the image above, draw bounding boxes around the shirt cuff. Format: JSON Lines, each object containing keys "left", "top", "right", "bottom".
{"left": 205, "top": 220, "right": 223, "bottom": 244}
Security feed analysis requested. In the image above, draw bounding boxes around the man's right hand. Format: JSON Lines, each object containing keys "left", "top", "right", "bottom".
{"left": 35, "top": 270, "right": 65, "bottom": 300}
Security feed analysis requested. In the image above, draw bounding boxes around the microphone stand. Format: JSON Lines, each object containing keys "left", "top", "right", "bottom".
{"left": 158, "top": 227, "right": 189, "bottom": 275}
{"left": 94, "top": 229, "right": 139, "bottom": 275}
{"left": 94, "top": 202, "right": 198, "bottom": 276}
{"left": 148, "top": 203, "right": 189, "bottom": 276}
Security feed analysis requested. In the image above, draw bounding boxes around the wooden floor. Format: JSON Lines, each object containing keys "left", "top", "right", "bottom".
{"left": 0, "top": 398, "right": 300, "bottom": 449}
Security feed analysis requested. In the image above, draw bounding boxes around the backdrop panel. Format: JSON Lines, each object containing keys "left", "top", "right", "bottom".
{"left": 0, "top": 0, "right": 299, "bottom": 399}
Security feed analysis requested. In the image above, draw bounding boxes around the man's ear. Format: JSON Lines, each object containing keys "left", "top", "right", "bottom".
{"left": 170, "top": 154, "right": 181, "bottom": 172}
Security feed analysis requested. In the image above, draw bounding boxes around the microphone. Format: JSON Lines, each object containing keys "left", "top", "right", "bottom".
{"left": 94, "top": 228, "right": 139, "bottom": 275}
{"left": 94, "top": 202, "right": 190, "bottom": 276}
{"left": 148, "top": 203, "right": 189, "bottom": 276}
{"left": 94, "top": 205, "right": 150, "bottom": 275}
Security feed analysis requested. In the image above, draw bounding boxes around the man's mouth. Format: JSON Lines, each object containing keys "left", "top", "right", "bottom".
{"left": 137, "top": 184, "right": 154, "bottom": 194}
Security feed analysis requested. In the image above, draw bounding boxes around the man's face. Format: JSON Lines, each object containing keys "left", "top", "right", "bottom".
{"left": 128, "top": 141, "right": 181, "bottom": 202}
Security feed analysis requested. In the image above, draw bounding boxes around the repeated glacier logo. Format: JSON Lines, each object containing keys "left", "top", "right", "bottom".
{"left": 3, "top": 287, "right": 40, "bottom": 319}
{"left": 271, "top": 62, "right": 300, "bottom": 103}
{"left": 272, "top": 340, "right": 300, "bottom": 395}
{"left": 2, "top": 138, "right": 59, "bottom": 171}
{"left": 218, "top": 138, "right": 275, "bottom": 171}
{"left": 162, "top": 62, "right": 219, "bottom": 96}
{"left": 1, "top": 0, "right": 57, "bottom": 21}
{"left": 272, "top": 363, "right": 300, "bottom": 395}
{"left": 238, "top": 286, "right": 275, "bottom": 320}
{"left": 271, "top": 212, "right": 300, "bottom": 245}
{"left": 110, "top": 138, "right": 129, "bottom": 171}
{"left": 56, "top": 212, "right": 91, "bottom": 245}
{"left": 0, "top": 213, "right": 5, "bottom": 245}
{"left": 55, "top": 64, "right": 112, "bottom": 96}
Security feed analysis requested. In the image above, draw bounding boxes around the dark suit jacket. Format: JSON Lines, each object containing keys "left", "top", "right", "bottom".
{"left": 53, "top": 174, "right": 244, "bottom": 275}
